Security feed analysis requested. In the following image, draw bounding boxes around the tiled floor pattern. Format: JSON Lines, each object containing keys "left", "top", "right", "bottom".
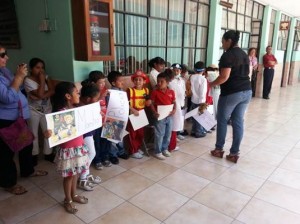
{"left": 1, "top": 84, "right": 300, "bottom": 223}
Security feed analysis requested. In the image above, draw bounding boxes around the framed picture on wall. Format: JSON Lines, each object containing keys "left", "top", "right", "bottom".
{"left": 0, "top": 0, "right": 21, "bottom": 49}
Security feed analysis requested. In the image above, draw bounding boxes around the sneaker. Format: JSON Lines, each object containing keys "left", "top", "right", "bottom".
{"left": 194, "top": 133, "right": 206, "bottom": 138}
{"left": 180, "top": 130, "right": 189, "bottom": 136}
{"left": 138, "top": 149, "right": 144, "bottom": 155}
{"left": 131, "top": 152, "right": 143, "bottom": 159}
{"left": 102, "top": 160, "right": 112, "bottom": 167}
{"left": 78, "top": 179, "right": 94, "bottom": 191}
{"left": 177, "top": 134, "right": 185, "bottom": 140}
{"left": 95, "top": 162, "right": 103, "bottom": 170}
{"left": 162, "top": 150, "right": 171, "bottom": 157}
{"left": 118, "top": 153, "right": 129, "bottom": 160}
{"left": 110, "top": 156, "right": 119, "bottom": 164}
{"left": 173, "top": 146, "right": 180, "bottom": 151}
{"left": 86, "top": 174, "right": 101, "bottom": 184}
{"left": 155, "top": 153, "right": 166, "bottom": 160}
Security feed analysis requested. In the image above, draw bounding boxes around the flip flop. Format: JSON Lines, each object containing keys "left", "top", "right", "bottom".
{"left": 29, "top": 170, "right": 48, "bottom": 177}
{"left": 5, "top": 185, "right": 28, "bottom": 195}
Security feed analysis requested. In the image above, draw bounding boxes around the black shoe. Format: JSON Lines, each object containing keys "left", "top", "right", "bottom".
{"left": 32, "top": 155, "right": 38, "bottom": 167}
{"left": 110, "top": 156, "right": 119, "bottom": 164}
{"left": 263, "top": 96, "right": 270, "bottom": 99}
{"left": 180, "top": 130, "right": 189, "bottom": 136}
{"left": 195, "top": 133, "right": 206, "bottom": 138}
{"left": 118, "top": 153, "right": 129, "bottom": 160}
{"left": 44, "top": 153, "right": 55, "bottom": 163}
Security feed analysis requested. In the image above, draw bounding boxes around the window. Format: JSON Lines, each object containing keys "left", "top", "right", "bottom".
{"left": 277, "top": 14, "right": 291, "bottom": 50}
{"left": 268, "top": 10, "right": 276, "bottom": 46}
{"left": 108, "top": 0, "right": 210, "bottom": 75}
{"left": 294, "top": 21, "right": 300, "bottom": 51}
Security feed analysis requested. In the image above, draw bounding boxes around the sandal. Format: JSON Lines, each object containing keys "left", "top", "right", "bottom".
{"left": 210, "top": 149, "right": 224, "bottom": 158}
{"left": 78, "top": 179, "right": 94, "bottom": 191}
{"left": 5, "top": 184, "right": 27, "bottom": 195}
{"left": 226, "top": 154, "right": 239, "bottom": 163}
{"left": 29, "top": 170, "right": 48, "bottom": 177}
{"left": 72, "top": 194, "right": 88, "bottom": 204}
{"left": 86, "top": 174, "right": 101, "bottom": 184}
{"left": 64, "top": 200, "right": 78, "bottom": 214}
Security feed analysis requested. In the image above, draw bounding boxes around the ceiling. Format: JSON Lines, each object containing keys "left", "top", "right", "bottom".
{"left": 257, "top": 0, "right": 300, "bottom": 17}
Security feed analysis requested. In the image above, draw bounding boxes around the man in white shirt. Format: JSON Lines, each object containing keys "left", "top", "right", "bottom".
{"left": 190, "top": 61, "right": 207, "bottom": 138}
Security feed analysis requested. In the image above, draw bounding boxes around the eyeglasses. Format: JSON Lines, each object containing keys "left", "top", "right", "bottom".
{"left": 0, "top": 51, "right": 7, "bottom": 58}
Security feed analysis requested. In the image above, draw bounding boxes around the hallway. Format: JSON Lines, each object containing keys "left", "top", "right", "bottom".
{"left": 0, "top": 84, "right": 300, "bottom": 223}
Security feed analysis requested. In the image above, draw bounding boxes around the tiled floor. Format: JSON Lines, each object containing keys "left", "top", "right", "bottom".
{"left": 1, "top": 84, "right": 300, "bottom": 224}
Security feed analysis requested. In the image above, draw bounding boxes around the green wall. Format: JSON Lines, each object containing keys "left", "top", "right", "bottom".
{"left": 7, "top": 0, "right": 102, "bottom": 82}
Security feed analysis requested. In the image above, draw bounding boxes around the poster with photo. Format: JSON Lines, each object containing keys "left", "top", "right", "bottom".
{"left": 45, "top": 102, "right": 102, "bottom": 147}
{"left": 101, "top": 90, "right": 129, "bottom": 142}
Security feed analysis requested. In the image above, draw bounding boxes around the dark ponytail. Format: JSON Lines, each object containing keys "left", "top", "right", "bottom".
{"left": 223, "top": 30, "right": 240, "bottom": 48}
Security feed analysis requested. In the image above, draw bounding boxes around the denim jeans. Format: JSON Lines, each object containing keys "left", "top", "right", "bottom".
{"left": 109, "top": 142, "right": 126, "bottom": 157}
{"left": 154, "top": 116, "right": 173, "bottom": 154}
{"left": 190, "top": 103, "right": 206, "bottom": 134}
{"left": 93, "top": 127, "right": 111, "bottom": 163}
{"left": 215, "top": 90, "right": 252, "bottom": 155}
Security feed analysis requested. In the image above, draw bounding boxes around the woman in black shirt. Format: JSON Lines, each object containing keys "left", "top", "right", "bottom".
{"left": 210, "top": 30, "right": 252, "bottom": 163}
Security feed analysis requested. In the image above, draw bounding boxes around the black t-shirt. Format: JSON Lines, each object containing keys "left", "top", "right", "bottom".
{"left": 219, "top": 47, "right": 251, "bottom": 96}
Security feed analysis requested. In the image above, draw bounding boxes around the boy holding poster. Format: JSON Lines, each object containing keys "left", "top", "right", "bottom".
{"left": 150, "top": 69, "right": 176, "bottom": 160}
{"left": 127, "top": 70, "right": 151, "bottom": 159}
{"left": 106, "top": 71, "right": 129, "bottom": 164}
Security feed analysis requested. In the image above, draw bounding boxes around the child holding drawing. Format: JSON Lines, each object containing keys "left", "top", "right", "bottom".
{"left": 51, "top": 82, "right": 89, "bottom": 214}
{"left": 127, "top": 70, "right": 151, "bottom": 159}
{"left": 77, "top": 81, "right": 102, "bottom": 191}
{"left": 150, "top": 69, "right": 176, "bottom": 160}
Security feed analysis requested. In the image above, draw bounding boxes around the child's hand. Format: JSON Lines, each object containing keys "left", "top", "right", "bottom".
{"left": 169, "top": 109, "right": 176, "bottom": 116}
{"left": 145, "top": 99, "right": 152, "bottom": 107}
{"left": 154, "top": 112, "right": 159, "bottom": 118}
{"left": 44, "top": 130, "right": 52, "bottom": 138}
{"left": 100, "top": 111, "right": 105, "bottom": 117}
{"left": 131, "top": 108, "right": 139, "bottom": 116}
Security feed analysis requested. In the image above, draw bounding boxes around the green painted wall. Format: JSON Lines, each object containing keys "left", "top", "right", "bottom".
{"left": 6, "top": 0, "right": 103, "bottom": 82}
{"left": 206, "top": 0, "right": 222, "bottom": 66}
{"left": 258, "top": 6, "right": 272, "bottom": 61}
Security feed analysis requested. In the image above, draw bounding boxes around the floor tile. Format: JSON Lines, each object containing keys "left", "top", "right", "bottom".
{"left": 255, "top": 181, "right": 300, "bottom": 214}
{"left": 129, "top": 183, "right": 188, "bottom": 221}
{"left": 159, "top": 169, "right": 210, "bottom": 197}
{"left": 237, "top": 198, "right": 300, "bottom": 224}
{"left": 164, "top": 200, "right": 233, "bottom": 224}
{"left": 0, "top": 187, "right": 57, "bottom": 224}
{"left": 269, "top": 168, "right": 300, "bottom": 190}
{"left": 90, "top": 202, "right": 161, "bottom": 224}
{"left": 215, "top": 169, "right": 265, "bottom": 196}
{"left": 93, "top": 165, "right": 127, "bottom": 182}
{"left": 244, "top": 149, "right": 284, "bottom": 166}
{"left": 182, "top": 158, "right": 228, "bottom": 180}
{"left": 178, "top": 142, "right": 209, "bottom": 157}
{"left": 101, "top": 170, "right": 154, "bottom": 199}
{"left": 193, "top": 183, "right": 251, "bottom": 218}
{"left": 162, "top": 151, "right": 196, "bottom": 168}
{"left": 279, "top": 157, "right": 300, "bottom": 172}
{"left": 74, "top": 186, "right": 124, "bottom": 223}
{"left": 131, "top": 159, "right": 177, "bottom": 181}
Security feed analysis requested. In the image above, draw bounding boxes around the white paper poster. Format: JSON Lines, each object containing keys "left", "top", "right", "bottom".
{"left": 193, "top": 110, "right": 217, "bottom": 131}
{"left": 184, "top": 107, "right": 198, "bottom": 119}
{"left": 157, "top": 104, "right": 174, "bottom": 120}
{"left": 101, "top": 90, "right": 129, "bottom": 142}
{"left": 45, "top": 102, "right": 102, "bottom": 147}
{"left": 129, "top": 109, "right": 149, "bottom": 131}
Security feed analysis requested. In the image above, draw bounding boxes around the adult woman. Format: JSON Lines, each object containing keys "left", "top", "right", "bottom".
{"left": 0, "top": 45, "right": 47, "bottom": 195}
{"left": 248, "top": 48, "right": 258, "bottom": 97}
{"left": 210, "top": 30, "right": 252, "bottom": 163}
{"left": 24, "top": 58, "right": 54, "bottom": 165}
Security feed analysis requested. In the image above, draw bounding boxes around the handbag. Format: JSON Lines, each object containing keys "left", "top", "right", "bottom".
{"left": 0, "top": 73, "right": 34, "bottom": 152}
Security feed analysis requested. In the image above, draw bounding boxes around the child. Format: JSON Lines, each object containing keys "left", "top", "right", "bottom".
{"left": 87, "top": 71, "right": 112, "bottom": 169}
{"left": 127, "top": 70, "right": 151, "bottom": 159}
{"left": 107, "top": 71, "right": 129, "bottom": 164}
{"left": 148, "top": 57, "right": 166, "bottom": 89}
{"left": 190, "top": 61, "right": 208, "bottom": 138}
{"left": 77, "top": 81, "right": 102, "bottom": 191}
{"left": 51, "top": 82, "right": 89, "bottom": 214}
{"left": 168, "top": 64, "right": 186, "bottom": 151}
{"left": 150, "top": 69, "right": 176, "bottom": 160}
{"left": 24, "top": 58, "right": 55, "bottom": 165}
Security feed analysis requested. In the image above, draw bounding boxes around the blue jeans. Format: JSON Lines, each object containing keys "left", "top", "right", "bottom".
{"left": 154, "top": 116, "right": 173, "bottom": 154}
{"left": 109, "top": 142, "right": 126, "bottom": 157}
{"left": 191, "top": 103, "right": 206, "bottom": 134}
{"left": 93, "top": 127, "right": 111, "bottom": 163}
{"left": 215, "top": 90, "right": 252, "bottom": 155}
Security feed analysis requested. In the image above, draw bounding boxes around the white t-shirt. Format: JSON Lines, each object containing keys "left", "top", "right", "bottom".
{"left": 190, "top": 74, "right": 207, "bottom": 104}
{"left": 24, "top": 77, "right": 52, "bottom": 113}
{"left": 149, "top": 69, "right": 160, "bottom": 89}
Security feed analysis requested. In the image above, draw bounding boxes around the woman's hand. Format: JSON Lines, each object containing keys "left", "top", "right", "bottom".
{"left": 44, "top": 130, "right": 52, "bottom": 138}
{"left": 15, "top": 63, "right": 28, "bottom": 79}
